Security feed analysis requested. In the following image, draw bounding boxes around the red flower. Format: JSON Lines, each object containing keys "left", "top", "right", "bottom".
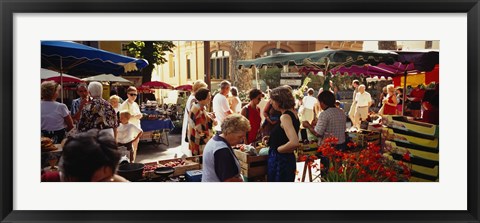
{"left": 402, "top": 152, "right": 411, "bottom": 161}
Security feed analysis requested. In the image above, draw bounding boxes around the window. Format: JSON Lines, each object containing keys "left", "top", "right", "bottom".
{"left": 210, "top": 50, "right": 230, "bottom": 80}
{"left": 186, "top": 56, "right": 191, "bottom": 80}
{"left": 121, "top": 43, "right": 129, "bottom": 56}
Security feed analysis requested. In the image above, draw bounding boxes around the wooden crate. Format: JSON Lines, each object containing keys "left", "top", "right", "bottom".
{"left": 233, "top": 149, "right": 268, "bottom": 178}
{"left": 145, "top": 157, "right": 201, "bottom": 177}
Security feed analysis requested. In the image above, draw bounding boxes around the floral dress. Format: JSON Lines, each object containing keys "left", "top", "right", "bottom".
{"left": 77, "top": 98, "right": 119, "bottom": 132}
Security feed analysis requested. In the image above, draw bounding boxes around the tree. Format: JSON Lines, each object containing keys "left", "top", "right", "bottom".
{"left": 126, "top": 41, "right": 176, "bottom": 84}
{"left": 230, "top": 41, "right": 253, "bottom": 91}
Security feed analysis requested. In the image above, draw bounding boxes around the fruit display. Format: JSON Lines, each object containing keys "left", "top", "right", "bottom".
{"left": 142, "top": 159, "right": 187, "bottom": 176}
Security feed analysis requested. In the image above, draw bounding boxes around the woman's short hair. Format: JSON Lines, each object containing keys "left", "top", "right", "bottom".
{"left": 109, "top": 95, "right": 120, "bottom": 103}
{"left": 270, "top": 86, "right": 295, "bottom": 110}
{"left": 221, "top": 114, "right": 251, "bottom": 135}
{"left": 41, "top": 80, "right": 59, "bottom": 100}
{"left": 230, "top": 87, "right": 239, "bottom": 97}
{"left": 60, "top": 129, "right": 120, "bottom": 182}
{"left": 192, "top": 80, "right": 208, "bottom": 93}
{"left": 194, "top": 87, "right": 210, "bottom": 101}
{"left": 248, "top": 88, "right": 264, "bottom": 100}
{"left": 127, "top": 86, "right": 137, "bottom": 93}
{"left": 317, "top": 90, "right": 336, "bottom": 108}
{"left": 88, "top": 82, "right": 103, "bottom": 97}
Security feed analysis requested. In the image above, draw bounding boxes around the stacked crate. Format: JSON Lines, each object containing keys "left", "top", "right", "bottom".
{"left": 233, "top": 149, "right": 268, "bottom": 182}
{"left": 382, "top": 115, "right": 439, "bottom": 182}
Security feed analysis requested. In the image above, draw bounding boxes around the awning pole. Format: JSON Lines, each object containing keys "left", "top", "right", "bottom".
{"left": 402, "top": 70, "right": 407, "bottom": 116}
{"left": 60, "top": 57, "right": 64, "bottom": 103}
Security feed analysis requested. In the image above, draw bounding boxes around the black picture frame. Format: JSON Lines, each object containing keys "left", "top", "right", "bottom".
{"left": 1, "top": 0, "right": 479, "bottom": 222}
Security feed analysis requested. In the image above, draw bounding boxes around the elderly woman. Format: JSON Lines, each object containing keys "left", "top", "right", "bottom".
{"left": 202, "top": 114, "right": 251, "bottom": 182}
{"left": 41, "top": 129, "right": 128, "bottom": 182}
{"left": 188, "top": 87, "right": 216, "bottom": 156}
{"left": 267, "top": 86, "right": 300, "bottom": 182}
{"left": 181, "top": 80, "right": 208, "bottom": 156}
{"left": 381, "top": 84, "right": 398, "bottom": 115}
{"left": 41, "top": 81, "right": 74, "bottom": 143}
{"left": 77, "top": 82, "right": 118, "bottom": 139}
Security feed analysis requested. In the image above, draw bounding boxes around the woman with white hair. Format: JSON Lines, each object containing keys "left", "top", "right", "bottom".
{"left": 381, "top": 84, "right": 398, "bottom": 115}
{"left": 77, "top": 81, "right": 119, "bottom": 139}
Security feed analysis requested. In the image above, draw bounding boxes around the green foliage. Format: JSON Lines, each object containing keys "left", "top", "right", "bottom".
{"left": 126, "top": 41, "right": 175, "bottom": 65}
{"left": 125, "top": 41, "right": 176, "bottom": 84}
{"left": 259, "top": 67, "right": 282, "bottom": 89}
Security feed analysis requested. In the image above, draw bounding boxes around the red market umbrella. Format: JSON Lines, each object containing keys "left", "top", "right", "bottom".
{"left": 142, "top": 81, "right": 174, "bottom": 90}
{"left": 137, "top": 85, "right": 154, "bottom": 93}
{"left": 41, "top": 68, "right": 83, "bottom": 83}
{"left": 43, "top": 76, "right": 83, "bottom": 83}
{"left": 174, "top": 84, "right": 193, "bottom": 91}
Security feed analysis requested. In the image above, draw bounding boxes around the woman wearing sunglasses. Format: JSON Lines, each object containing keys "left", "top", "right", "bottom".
{"left": 119, "top": 86, "right": 143, "bottom": 161}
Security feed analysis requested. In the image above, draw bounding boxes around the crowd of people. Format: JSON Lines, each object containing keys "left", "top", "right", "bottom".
{"left": 41, "top": 76, "right": 439, "bottom": 183}
{"left": 41, "top": 81, "right": 147, "bottom": 182}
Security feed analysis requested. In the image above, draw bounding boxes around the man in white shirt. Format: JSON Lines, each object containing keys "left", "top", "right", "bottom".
{"left": 212, "top": 80, "right": 233, "bottom": 134}
{"left": 300, "top": 88, "right": 318, "bottom": 142}
{"left": 354, "top": 84, "right": 372, "bottom": 129}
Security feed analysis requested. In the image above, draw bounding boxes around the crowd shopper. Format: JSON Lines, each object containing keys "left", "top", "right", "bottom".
{"left": 212, "top": 81, "right": 233, "bottom": 134}
{"left": 261, "top": 98, "right": 282, "bottom": 137}
{"left": 299, "top": 88, "right": 318, "bottom": 142}
{"left": 119, "top": 86, "right": 143, "bottom": 153}
{"left": 267, "top": 86, "right": 300, "bottom": 182}
{"left": 202, "top": 114, "right": 251, "bottom": 182}
{"left": 381, "top": 84, "right": 398, "bottom": 115}
{"left": 303, "top": 91, "right": 347, "bottom": 150}
{"left": 395, "top": 87, "right": 404, "bottom": 115}
{"left": 353, "top": 84, "right": 372, "bottom": 129}
{"left": 70, "top": 83, "right": 90, "bottom": 123}
{"left": 229, "top": 86, "right": 242, "bottom": 113}
{"left": 348, "top": 80, "right": 360, "bottom": 123}
{"left": 117, "top": 111, "right": 143, "bottom": 163}
{"left": 181, "top": 80, "right": 208, "bottom": 156}
{"left": 42, "top": 129, "right": 128, "bottom": 182}
{"left": 77, "top": 82, "right": 118, "bottom": 139}
{"left": 241, "top": 88, "right": 264, "bottom": 145}
{"left": 41, "top": 81, "right": 74, "bottom": 143}
{"left": 187, "top": 87, "right": 216, "bottom": 156}
{"left": 408, "top": 84, "right": 426, "bottom": 120}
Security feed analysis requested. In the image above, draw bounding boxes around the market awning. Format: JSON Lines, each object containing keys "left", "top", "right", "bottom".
{"left": 41, "top": 41, "right": 149, "bottom": 76}
{"left": 236, "top": 49, "right": 399, "bottom": 69}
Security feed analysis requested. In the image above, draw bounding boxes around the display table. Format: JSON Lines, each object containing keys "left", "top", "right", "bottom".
{"left": 140, "top": 119, "right": 175, "bottom": 146}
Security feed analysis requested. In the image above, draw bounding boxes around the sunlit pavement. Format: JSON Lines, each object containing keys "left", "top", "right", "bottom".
{"left": 136, "top": 133, "right": 183, "bottom": 164}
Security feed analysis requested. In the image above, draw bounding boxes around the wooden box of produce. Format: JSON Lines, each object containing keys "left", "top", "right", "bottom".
{"left": 144, "top": 157, "right": 200, "bottom": 178}
{"left": 347, "top": 131, "right": 381, "bottom": 148}
{"left": 382, "top": 128, "right": 438, "bottom": 149}
{"left": 233, "top": 149, "right": 268, "bottom": 178}
{"left": 383, "top": 115, "right": 439, "bottom": 137}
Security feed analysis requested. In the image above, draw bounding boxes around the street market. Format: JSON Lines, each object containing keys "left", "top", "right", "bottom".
{"left": 40, "top": 40, "right": 439, "bottom": 183}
